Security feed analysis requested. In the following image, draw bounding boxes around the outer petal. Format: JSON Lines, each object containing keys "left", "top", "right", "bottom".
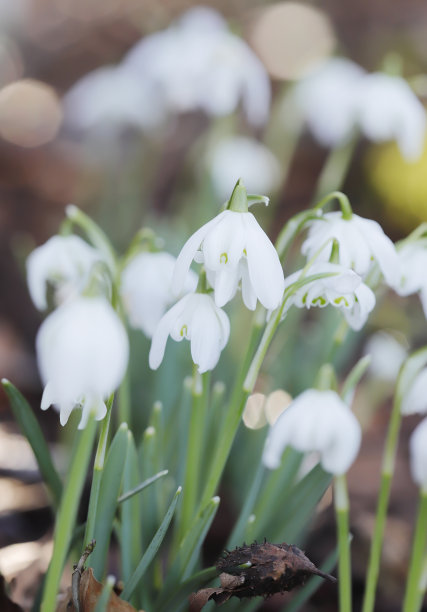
{"left": 148, "top": 296, "right": 190, "bottom": 369}
{"left": 342, "top": 283, "right": 376, "bottom": 331}
{"left": 410, "top": 418, "right": 427, "bottom": 489}
{"left": 355, "top": 216, "right": 400, "bottom": 286}
{"left": 202, "top": 211, "right": 246, "bottom": 271}
{"left": 244, "top": 213, "right": 284, "bottom": 309}
{"left": 78, "top": 394, "right": 107, "bottom": 430}
{"left": 214, "top": 266, "right": 240, "bottom": 307}
{"left": 401, "top": 368, "right": 427, "bottom": 415}
{"left": 240, "top": 259, "right": 258, "bottom": 310}
{"left": 172, "top": 212, "right": 227, "bottom": 295}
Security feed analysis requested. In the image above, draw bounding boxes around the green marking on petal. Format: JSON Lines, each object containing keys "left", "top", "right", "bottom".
{"left": 220, "top": 252, "right": 228, "bottom": 264}
{"left": 180, "top": 325, "right": 188, "bottom": 338}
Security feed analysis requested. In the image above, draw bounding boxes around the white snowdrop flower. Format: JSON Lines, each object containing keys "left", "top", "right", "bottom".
{"left": 364, "top": 331, "right": 407, "bottom": 382}
{"left": 357, "top": 73, "right": 426, "bottom": 161}
{"left": 301, "top": 211, "right": 399, "bottom": 286}
{"left": 401, "top": 367, "right": 427, "bottom": 415}
{"left": 293, "top": 58, "right": 365, "bottom": 147}
{"left": 27, "top": 235, "right": 103, "bottom": 311}
{"left": 123, "top": 7, "right": 271, "bottom": 126}
{"left": 36, "top": 297, "right": 129, "bottom": 429}
{"left": 391, "top": 241, "right": 427, "bottom": 317}
{"left": 283, "top": 262, "right": 375, "bottom": 330}
{"left": 209, "top": 137, "right": 281, "bottom": 201}
{"left": 409, "top": 418, "right": 427, "bottom": 490}
{"left": 263, "top": 389, "right": 361, "bottom": 475}
{"left": 120, "top": 251, "right": 197, "bottom": 338}
{"left": 172, "top": 182, "right": 284, "bottom": 310}
{"left": 149, "top": 292, "right": 230, "bottom": 373}
{"left": 63, "top": 65, "right": 166, "bottom": 133}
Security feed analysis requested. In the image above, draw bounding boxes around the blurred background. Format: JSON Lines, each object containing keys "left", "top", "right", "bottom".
{"left": 1, "top": 0, "right": 427, "bottom": 610}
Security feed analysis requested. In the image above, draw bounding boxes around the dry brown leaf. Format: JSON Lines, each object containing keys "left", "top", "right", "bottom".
{"left": 0, "top": 574, "right": 24, "bottom": 612}
{"left": 56, "top": 568, "right": 144, "bottom": 612}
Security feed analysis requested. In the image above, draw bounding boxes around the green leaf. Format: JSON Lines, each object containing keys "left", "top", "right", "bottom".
{"left": 90, "top": 423, "right": 129, "bottom": 579}
{"left": 2, "top": 379, "right": 62, "bottom": 508}
{"left": 41, "top": 416, "right": 97, "bottom": 612}
{"left": 121, "top": 486, "right": 182, "bottom": 601}
{"left": 118, "top": 469, "right": 168, "bottom": 504}
{"left": 341, "top": 355, "right": 371, "bottom": 404}
{"left": 120, "top": 432, "right": 142, "bottom": 588}
{"left": 93, "top": 576, "right": 115, "bottom": 612}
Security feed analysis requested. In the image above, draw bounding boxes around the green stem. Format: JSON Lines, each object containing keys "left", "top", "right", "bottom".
{"left": 83, "top": 396, "right": 114, "bottom": 546}
{"left": 41, "top": 417, "right": 97, "bottom": 612}
{"left": 334, "top": 474, "right": 352, "bottom": 612}
{"left": 312, "top": 138, "right": 357, "bottom": 207}
{"left": 179, "top": 369, "right": 210, "bottom": 537}
{"left": 403, "top": 490, "right": 427, "bottom": 612}
{"left": 362, "top": 393, "right": 403, "bottom": 612}
{"left": 314, "top": 190, "right": 353, "bottom": 221}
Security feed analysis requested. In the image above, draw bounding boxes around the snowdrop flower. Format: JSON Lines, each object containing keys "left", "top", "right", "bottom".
{"left": 263, "top": 389, "right": 361, "bottom": 475}
{"left": 36, "top": 297, "right": 129, "bottom": 428}
{"left": 401, "top": 367, "right": 427, "bottom": 415}
{"left": 172, "top": 181, "right": 284, "bottom": 310}
{"left": 27, "top": 235, "right": 103, "bottom": 310}
{"left": 208, "top": 137, "right": 281, "bottom": 201}
{"left": 391, "top": 241, "right": 427, "bottom": 316}
{"left": 364, "top": 331, "right": 407, "bottom": 382}
{"left": 301, "top": 211, "right": 399, "bottom": 286}
{"left": 357, "top": 73, "right": 426, "bottom": 161}
{"left": 120, "top": 251, "right": 197, "bottom": 338}
{"left": 283, "top": 262, "right": 375, "bottom": 330}
{"left": 409, "top": 418, "right": 427, "bottom": 490}
{"left": 123, "top": 7, "right": 271, "bottom": 126}
{"left": 149, "top": 292, "right": 230, "bottom": 373}
{"left": 63, "top": 65, "right": 166, "bottom": 133}
{"left": 293, "top": 58, "right": 365, "bottom": 147}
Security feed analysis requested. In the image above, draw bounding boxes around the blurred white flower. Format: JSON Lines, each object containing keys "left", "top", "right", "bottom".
{"left": 293, "top": 58, "right": 426, "bottom": 160}
{"left": 293, "top": 58, "right": 365, "bottom": 146}
{"left": 27, "top": 235, "right": 103, "bottom": 310}
{"left": 209, "top": 137, "right": 281, "bottom": 201}
{"left": 391, "top": 241, "right": 427, "bottom": 316}
{"left": 63, "top": 65, "right": 166, "bottom": 132}
{"left": 36, "top": 297, "right": 129, "bottom": 429}
{"left": 357, "top": 73, "right": 426, "bottom": 161}
{"left": 401, "top": 367, "right": 427, "bottom": 415}
{"left": 149, "top": 292, "right": 230, "bottom": 373}
{"left": 263, "top": 389, "right": 361, "bottom": 475}
{"left": 120, "top": 251, "right": 197, "bottom": 338}
{"left": 301, "top": 211, "right": 399, "bottom": 286}
{"left": 123, "top": 7, "right": 271, "bottom": 126}
{"left": 283, "top": 262, "right": 375, "bottom": 330}
{"left": 364, "top": 331, "right": 407, "bottom": 382}
{"left": 172, "top": 208, "right": 285, "bottom": 310}
{"left": 409, "top": 418, "right": 427, "bottom": 490}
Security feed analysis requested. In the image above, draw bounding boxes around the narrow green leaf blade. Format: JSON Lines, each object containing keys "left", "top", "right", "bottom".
{"left": 120, "top": 432, "right": 142, "bottom": 587}
{"left": 2, "top": 379, "right": 62, "bottom": 508}
{"left": 121, "top": 486, "right": 182, "bottom": 602}
{"left": 90, "top": 423, "right": 129, "bottom": 579}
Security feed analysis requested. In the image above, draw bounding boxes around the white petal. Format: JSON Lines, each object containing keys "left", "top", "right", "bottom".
{"left": 202, "top": 211, "right": 246, "bottom": 271}
{"left": 410, "top": 418, "right": 427, "bottom": 489}
{"left": 355, "top": 216, "right": 399, "bottom": 286}
{"left": 214, "top": 266, "right": 240, "bottom": 307}
{"left": 172, "top": 212, "right": 226, "bottom": 295}
{"left": 244, "top": 213, "right": 284, "bottom": 309}
{"left": 148, "top": 296, "right": 190, "bottom": 369}
{"left": 401, "top": 368, "right": 427, "bottom": 415}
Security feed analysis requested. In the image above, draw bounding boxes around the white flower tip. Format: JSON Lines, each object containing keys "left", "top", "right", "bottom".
{"left": 118, "top": 422, "right": 129, "bottom": 432}
{"left": 212, "top": 496, "right": 220, "bottom": 504}
{"left": 145, "top": 426, "right": 156, "bottom": 437}
{"left": 65, "top": 203, "right": 78, "bottom": 218}
{"left": 176, "top": 485, "right": 183, "bottom": 494}
{"left": 1, "top": 378, "right": 9, "bottom": 386}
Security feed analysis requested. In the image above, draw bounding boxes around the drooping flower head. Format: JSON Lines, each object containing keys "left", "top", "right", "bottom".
{"left": 301, "top": 211, "right": 399, "bottom": 287}
{"left": 263, "top": 389, "right": 362, "bottom": 475}
{"left": 27, "top": 235, "right": 104, "bottom": 310}
{"left": 172, "top": 180, "right": 285, "bottom": 311}
{"left": 282, "top": 262, "right": 375, "bottom": 330}
{"left": 120, "top": 251, "right": 197, "bottom": 338}
{"left": 391, "top": 240, "right": 427, "bottom": 317}
{"left": 400, "top": 367, "right": 427, "bottom": 416}
{"left": 36, "top": 297, "right": 129, "bottom": 428}
{"left": 123, "top": 7, "right": 271, "bottom": 126}
{"left": 364, "top": 331, "right": 407, "bottom": 382}
{"left": 409, "top": 418, "right": 427, "bottom": 490}
{"left": 149, "top": 292, "right": 230, "bottom": 373}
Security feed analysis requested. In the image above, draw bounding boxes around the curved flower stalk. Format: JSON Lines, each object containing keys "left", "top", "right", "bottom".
{"left": 301, "top": 211, "right": 399, "bottom": 286}
{"left": 262, "top": 389, "right": 361, "bottom": 475}
{"left": 172, "top": 181, "right": 285, "bottom": 310}
{"left": 123, "top": 7, "right": 271, "bottom": 126}
{"left": 293, "top": 57, "right": 426, "bottom": 161}
{"left": 26, "top": 235, "right": 104, "bottom": 310}
{"left": 120, "top": 251, "right": 197, "bottom": 338}
{"left": 391, "top": 239, "right": 427, "bottom": 316}
{"left": 208, "top": 137, "right": 281, "bottom": 201}
{"left": 36, "top": 297, "right": 129, "bottom": 428}
{"left": 282, "top": 262, "right": 375, "bottom": 330}
{"left": 149, "top": 292, "right": 230, "bottom": 373}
